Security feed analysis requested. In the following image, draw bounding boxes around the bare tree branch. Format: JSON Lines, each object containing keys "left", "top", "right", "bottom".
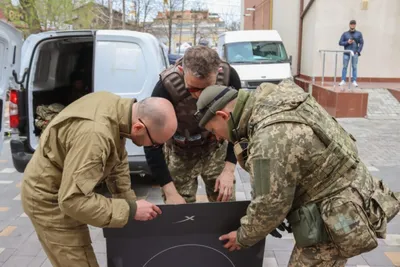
{"left": 219, "top": 7, "right": 240, "bottom": 31}
{"left": 151, "top": 0, "right": 183, "bottom": 53}
{"left": 122, "top": 0, "right": 125, "bottom": 28}
{"left": 190, "top": 1, "right": 208, "bottom": 46}
{"left": 141, "top": 0, "right": 154, "bottom": 31}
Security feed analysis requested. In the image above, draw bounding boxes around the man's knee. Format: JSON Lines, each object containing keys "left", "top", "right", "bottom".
{"left": 288, "top": 243, "right": 347, "bottom": 267}
{"left": 45, "top": 243, "right": 99, "bottom": 267}
{"left": 34, "top": 226, "right": 99, "bottom": 267}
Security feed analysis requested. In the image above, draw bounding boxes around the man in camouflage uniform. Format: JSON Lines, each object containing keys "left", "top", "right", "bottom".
{"left": 195, "top": 79, "right": 400, "bottom": 266}
{"left": 144, "top": 46, "right": 242, "bottom": 204}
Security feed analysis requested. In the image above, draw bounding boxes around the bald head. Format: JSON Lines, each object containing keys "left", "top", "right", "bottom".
{"left": 131, "top": 97, "right": 177, "bottom": 146}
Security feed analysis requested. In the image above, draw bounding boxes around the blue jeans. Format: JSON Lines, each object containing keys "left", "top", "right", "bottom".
{"left": 341, "top": 53, "right": 358, "bottom": 82}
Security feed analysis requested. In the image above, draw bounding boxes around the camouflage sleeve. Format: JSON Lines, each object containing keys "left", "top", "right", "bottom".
{"left": 106, "top": 138, "right": 137, "bottom": 201}
{"left": 58, "top": 132, "right": 133, "bottom": 228}
{"left": 236, "top": 123, "right": 313, "bottom": 248}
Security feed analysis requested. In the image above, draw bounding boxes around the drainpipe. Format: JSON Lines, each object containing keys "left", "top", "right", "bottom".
{"left": 269, "top": 0, "right": 273, "bottom": 29}
{"left": 252, "top": 5, "right": 256, "bottom": 29}
{"left": 297, "top": 0, "right": 315, "bottom": 77}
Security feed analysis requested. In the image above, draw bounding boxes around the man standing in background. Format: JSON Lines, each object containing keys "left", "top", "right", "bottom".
{"left": 339, "top": 20, "right": 364, "bottom": 87}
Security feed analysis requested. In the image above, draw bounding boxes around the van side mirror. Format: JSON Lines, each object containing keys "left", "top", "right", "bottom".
{"left": 289, "top": 55, "right": 292, "bottom": 65}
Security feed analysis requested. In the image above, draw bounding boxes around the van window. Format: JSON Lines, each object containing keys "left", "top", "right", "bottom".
{"left": 225, "top": 41, "right": 288, "bottom": 64}
{"left": 94, "top": 41, "right": 147, "bottom": 94}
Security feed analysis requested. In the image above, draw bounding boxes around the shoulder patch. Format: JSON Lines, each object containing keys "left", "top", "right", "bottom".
{"left": 253, "top": 158, "right": 271, "bottom": 196}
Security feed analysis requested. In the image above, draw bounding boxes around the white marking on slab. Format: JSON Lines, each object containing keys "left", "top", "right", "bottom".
{"left": 263, "top": 257, "right": 278, "bottom": 267}
{"left": 0, "top": 248, "right": 4, "bottom": 254}
{"left": 367, "top": 166, "right": 379, "bottom": 172}
{"left": 3, "top": 139, "right": 10, "bottom": 145}
{"left": 356, "top": 265, "right": 371, "bottom": 267}
{"left": 281, "top": 233, "right": 294, "bottom": 239}
{"left": 0, "top": 168, "right": 16, "bottom": 174}
{"left": 20, "top": 212, "right": 28, "bottom": 217}
{"left": 383, "top": 234, "right": 400, "bottom": 246}
{"left": 0, "top": 180, "right": 13, "bottom": 184}
{"left": 13, "top": 194, "right": 21, "bottom": 200}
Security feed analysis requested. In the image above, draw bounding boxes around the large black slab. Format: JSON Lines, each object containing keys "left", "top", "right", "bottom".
{"left": 103, "top": 201, "right": 265, "bottom": 267}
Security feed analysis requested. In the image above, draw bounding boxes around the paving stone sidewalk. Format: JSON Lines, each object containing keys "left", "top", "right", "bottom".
{"left": 0, "top": 115, "right": 399, "bottom": 266}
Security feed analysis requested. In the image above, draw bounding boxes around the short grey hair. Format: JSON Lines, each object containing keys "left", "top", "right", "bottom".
{"left": 182, "top": 46, "right": 221, "bottom": 79}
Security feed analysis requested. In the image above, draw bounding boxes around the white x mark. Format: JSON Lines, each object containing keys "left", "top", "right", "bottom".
{"left": 173, "top": 216, "right": 195, "bottom": 224}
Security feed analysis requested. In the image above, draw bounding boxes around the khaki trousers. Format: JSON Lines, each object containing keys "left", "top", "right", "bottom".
{"left": 31, "top": 221, "right": 99, "bottom": 267}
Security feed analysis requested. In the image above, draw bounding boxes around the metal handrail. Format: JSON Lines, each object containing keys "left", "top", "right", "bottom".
{"left": 319, "top": 49, "right": 355, "bottom": 90}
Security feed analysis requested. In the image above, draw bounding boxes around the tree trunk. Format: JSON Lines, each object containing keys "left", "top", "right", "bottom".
{"left": 193, "top": 16, "right": 198, "bottom": 46}
{"left": 135, "top": 0, "right": 141, "bottom": 28}
{"left": 108, "top": 0, "right": 113, "bottom": 29}
{"left": 177, "top": 0, "right": 184, "bottom": 54}
{"left": 168, "top": 15, "right": 172, "bottom": 54}
{"left": 19, "top": 0, "right": 42, "bottom": 33}
{"left": 193, "top": 26, "right": 197, "bottom": 46}
{"left": 122, "top": 0, "right": 126, "bottom": 29}
{"left": 142, "top": 0, "right": 154, "bottom": 32}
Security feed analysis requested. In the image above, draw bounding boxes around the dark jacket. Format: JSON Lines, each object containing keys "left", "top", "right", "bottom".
{"left": 339, "top": 30, "right": 364, "bottom": 55}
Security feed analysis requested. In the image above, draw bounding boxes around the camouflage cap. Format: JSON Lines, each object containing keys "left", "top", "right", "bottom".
{"left": 195, "top": 85, "right": 238, "bottom": 128}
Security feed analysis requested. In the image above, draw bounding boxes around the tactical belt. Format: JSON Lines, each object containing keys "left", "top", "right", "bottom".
{"left": 167, "top": 135, "right": 220, "bottom": 156}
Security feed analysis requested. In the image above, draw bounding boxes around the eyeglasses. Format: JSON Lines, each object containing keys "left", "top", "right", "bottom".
{"left": 138, "top": 118, "right": 162, "bottom": 148}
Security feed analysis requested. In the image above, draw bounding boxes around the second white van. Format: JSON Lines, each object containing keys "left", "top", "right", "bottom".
{"left": 217, "top": 30, "right": 292, "bottom": 89}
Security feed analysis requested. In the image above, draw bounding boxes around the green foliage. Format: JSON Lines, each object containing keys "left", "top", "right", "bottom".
{"left": 0, "top": 1, "right": 31, "bottom": 36}
{"left": 66, "top": 1, "right": 99, "bottom": 30}
{"left": 0, "top": 0, "right": 96, "bottom": 35}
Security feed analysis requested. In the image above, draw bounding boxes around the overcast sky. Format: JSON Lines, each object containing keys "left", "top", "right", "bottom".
{"left": 202, "top": 0, "right": 241, "bottom": 20}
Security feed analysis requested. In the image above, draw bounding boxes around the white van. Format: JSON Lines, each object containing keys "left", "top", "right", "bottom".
{"left": 217, "top": 30, "right": 292, "bottom": 89}
{"left": 0, "top": 21, "right": 169, "bottom": 174}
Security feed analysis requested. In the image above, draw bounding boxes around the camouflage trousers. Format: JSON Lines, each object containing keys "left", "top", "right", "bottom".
{"left": 288, "top": 242, "right": 347, "bottom": 267}
{"left": 163, "top": 140, "right": 236, "bottom": 203}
